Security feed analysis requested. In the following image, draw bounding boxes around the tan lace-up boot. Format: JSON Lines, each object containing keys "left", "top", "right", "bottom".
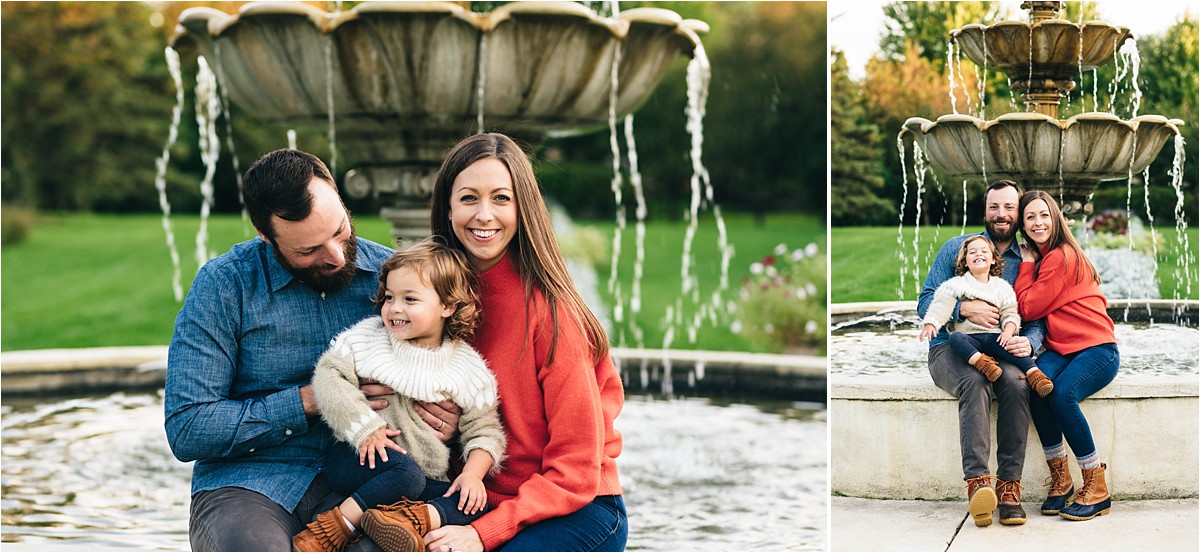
{"left": 966, "top": 474, "right": 998, "bottom": 527}
{"left": 1059, "top": 463, "right": 1111, "bottom": 521}
{"left": 1040, "top": 456, "right": 1074, "bottom": 515}
{"left": 996, "top": 479, "right": 1026, "bottom": 525}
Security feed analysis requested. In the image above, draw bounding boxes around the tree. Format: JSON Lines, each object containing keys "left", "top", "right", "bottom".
{"left": 830, "top": 49, "right": 893, "bottom": 226}
{"left": 1, "top": 2, "right": 175, "bottom": 210}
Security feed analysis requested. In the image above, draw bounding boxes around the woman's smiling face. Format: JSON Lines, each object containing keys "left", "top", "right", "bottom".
{"left": 449, "top": 158, "right": 518, "bottom": 272}
{"left": 1022, "top": 198, "right": 1054, "bottom": 248}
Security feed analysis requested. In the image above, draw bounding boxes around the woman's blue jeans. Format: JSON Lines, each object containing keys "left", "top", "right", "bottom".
{"left": 1029, "top": 343, "right": 1120, "bottom": 459}
{"left": 325, "top": 442, "right": 484, "bottom": 526}
{"left": 497, "top": 495, "right": 628, "bottom": 552}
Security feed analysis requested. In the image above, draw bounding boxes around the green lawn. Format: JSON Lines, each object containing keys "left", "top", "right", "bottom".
{"left": 1, "top": 211, "right": 823, "bottom": 353}
{"left": 0, "top": 213, "right": 395, "bottom": 351}
{"left": 578, "top": 212, "right": 826, "bottom": 353}
{"left": 832, "top": 225, "right": 1200, "bottom": 303}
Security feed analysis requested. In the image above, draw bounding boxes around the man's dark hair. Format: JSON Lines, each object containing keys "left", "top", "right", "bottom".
{"left": 242, "top": 149, "right": 337, "bottom": 240}
{"left": 984, "top": 179, "right": 1023, "bottom": 203}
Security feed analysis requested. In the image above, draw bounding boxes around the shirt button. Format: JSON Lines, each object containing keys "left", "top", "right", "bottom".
{"left": 285, "top": 429, "right": 293, "bottom": 436}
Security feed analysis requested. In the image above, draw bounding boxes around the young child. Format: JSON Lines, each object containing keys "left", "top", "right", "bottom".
{"left": 293, "top": 241, "right": 506, "bottom": 552}
{"left": 919, "top": 235, "right": 1053, "bottom": 397}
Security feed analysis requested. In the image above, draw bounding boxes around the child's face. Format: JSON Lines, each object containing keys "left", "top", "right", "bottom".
{"left": 380, "top": 267, "right": 455, "bottom": 348}
{"left": 964, "top": 239, "right": 994, "bottom": 276}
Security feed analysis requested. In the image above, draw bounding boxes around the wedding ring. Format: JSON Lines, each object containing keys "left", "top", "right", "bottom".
{"left": 447, "top": 544, "right": 455, "bottom": 552}
{"left": 437, "top": 419, "right": 445, "bottom": 430}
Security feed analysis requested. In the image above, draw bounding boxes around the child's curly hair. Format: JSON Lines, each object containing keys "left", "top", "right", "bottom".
{"left": 954, "top": 235, "right": 1004, "bottom": 277}
{"left": 374, "top": 239, "right": 481, "bottom": 342}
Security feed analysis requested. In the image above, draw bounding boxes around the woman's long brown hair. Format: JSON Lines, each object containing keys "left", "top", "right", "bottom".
{"left": 430, "top": 133, "right": 610, "bottom": 365}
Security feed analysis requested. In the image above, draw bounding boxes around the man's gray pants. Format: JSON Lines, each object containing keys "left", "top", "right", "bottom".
{"left": 928, "top": 343, "right": 1030, "bottom": 482}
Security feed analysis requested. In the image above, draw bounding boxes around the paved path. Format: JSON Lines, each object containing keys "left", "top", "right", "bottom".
{"left": 831, "top": 497, "right": 1199, "bottom": 551}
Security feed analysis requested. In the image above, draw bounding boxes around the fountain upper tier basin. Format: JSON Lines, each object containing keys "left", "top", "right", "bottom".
{"left": 170, "top": 1, "right": 706, "bottom": 159}
{"left": 903, "top": 112, "right": 1183, "bottom": 190}
{"left": 951, "top": 20, "right": 1132, "bottom": 83}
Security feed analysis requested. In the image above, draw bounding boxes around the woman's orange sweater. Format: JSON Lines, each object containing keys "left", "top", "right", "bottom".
{"left": 1014, "top": 246, "right": 1115, "bottom": 355}
{"left": 468, "top": 254, "right": 624, "bottom": 550}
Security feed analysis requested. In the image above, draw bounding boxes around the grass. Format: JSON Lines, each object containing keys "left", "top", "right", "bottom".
{"left": 831, "top": 225, "right": 1200, "bottom": 303}
{"left": 1, "top": 211, "right": 823, "bottom": 353}
{"left": 0, "top": 213, "right": 395, "bottom": 351}
{"left": 577, "top": 212, "right": 826, "bottom": 353}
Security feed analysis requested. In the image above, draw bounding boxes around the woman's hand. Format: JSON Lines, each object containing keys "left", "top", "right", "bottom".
{"left": 424, "top": 524, "right": 483, "bottom": 552}
{"left": 445, "top": 473, "right": 488, "bottom": 515}
{"left": 1019, "top": 243, "right": 1036, "bottom": 263}
{"left": 359, "top": 428, "right": 405, "bottom": 469}
{"left": 414, "top": 400, "right": 462, "bottom": 443}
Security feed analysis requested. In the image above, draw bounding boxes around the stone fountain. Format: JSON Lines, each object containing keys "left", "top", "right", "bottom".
{"left": 169, "top": 1, "right": 706, "bottom": 240}
{"left": 902, "top": 0, "right": 1184, "bottom": 218}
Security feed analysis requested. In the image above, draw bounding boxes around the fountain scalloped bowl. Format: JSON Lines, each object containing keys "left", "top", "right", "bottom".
{"left": 168, "top": 1, "right": 708, "bottom": 165}
{"left": 951, "top": 20, "right": 1132, "bottom": 80}
{"left": 902, "top": 112, "right": 1184, "bottom": 192}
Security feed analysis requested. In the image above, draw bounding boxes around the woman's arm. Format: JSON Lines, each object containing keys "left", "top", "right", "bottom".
{"left": 1014, "top": 248, "right": 1072, "bottom": 321}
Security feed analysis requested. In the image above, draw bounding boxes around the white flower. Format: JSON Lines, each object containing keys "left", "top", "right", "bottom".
{"left": 730, "top": 320, "right": 743, "bottom": 334}
{"left": 763, "top": 323, "right": 775, "bottom": 334}
{"left": 805, "top": 320, "right": 818, "bottom": 334}
{"left": 739, "top": 288, "right": 751, "bottom": 300}
{"left": 805, "top": 283, "right": 817, "bottom": 296}
{"left": 791, "top": 248, "right": 805, "bottom": 261}
{"left": 765, "top": 265, "right": 779, "bottom": 278}
{"left": 795, "top": 287, "right": 807, "bottom": 300}
{"left": 774, "top": 243, "right": 788, "bottom": 256}
{"left": 805, "top": 242, "right": 819, "bottom": 257}
{"left": 750, "top": 262, "right": 764, "bottom": 275}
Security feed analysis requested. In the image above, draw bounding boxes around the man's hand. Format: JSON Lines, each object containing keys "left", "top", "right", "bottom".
{"left": 300, "top": 384, "right": 319, "bottom": 417}
{"left": 414, "top": 400, "right": 462, "bottom": 443}
{"left": 960, "top": 299, "right": 1000, "bottom": 329}
{"left": 359, "top": 378, "right": 396, "bottom": 411}
{"left": 1002, "top": 335, "right": 1032, "bottom": 358}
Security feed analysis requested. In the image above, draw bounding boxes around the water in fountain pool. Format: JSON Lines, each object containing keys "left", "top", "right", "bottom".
{"left": 830, "top": 319, "right": 1199, "bottom": 379}
{"left": 0, "top": 392, "right": 825, "bottom": 551}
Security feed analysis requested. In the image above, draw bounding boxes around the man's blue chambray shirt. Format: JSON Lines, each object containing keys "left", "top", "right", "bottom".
{"left": 916, "top": 230, "right": 1045, "bottom": 353}
{"left": 165, "top": 236, "right": 393, "bottom": 512}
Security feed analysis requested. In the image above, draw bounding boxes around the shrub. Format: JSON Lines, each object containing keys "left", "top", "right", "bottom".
{"left": 732, "top": 242, "right": 826, "bottom": 355}
{"left": 1, "top": 204, "right": 35, "bottom": 246}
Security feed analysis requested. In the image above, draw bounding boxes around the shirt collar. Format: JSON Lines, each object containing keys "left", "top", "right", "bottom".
{"left": 981, "top": 230, "right": 1022, "bottom": 259}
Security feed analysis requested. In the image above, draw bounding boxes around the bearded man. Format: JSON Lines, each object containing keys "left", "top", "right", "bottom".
{"left": 917, "top": 179, "right": 1046, "bottom": 528}
{"left": 165, "top": 149, "right": 458, "bottom": 551}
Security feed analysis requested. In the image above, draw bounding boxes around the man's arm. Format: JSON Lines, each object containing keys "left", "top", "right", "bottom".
{"left": 163, "top": 264, "right": 311, "bottom": 462}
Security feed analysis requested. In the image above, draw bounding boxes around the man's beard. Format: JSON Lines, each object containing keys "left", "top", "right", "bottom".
{"left": 986, "top": 217, "right": 1016, "bottom": 243}
{"left": 272, "top": 232, "right": 359, "bottom": 294}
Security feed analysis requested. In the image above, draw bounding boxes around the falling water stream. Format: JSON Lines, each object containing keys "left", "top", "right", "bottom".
{"left": 153, "top": 47, "right": 185, "bottom": 303}
{"left": 194, "top": 57, "right": 220, "bottom": 268}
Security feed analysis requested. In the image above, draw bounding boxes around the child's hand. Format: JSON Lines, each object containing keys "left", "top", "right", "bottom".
{"left": 359, "top": 428, "right": 405, "bottom": 470}
{"left": 997, "top": 329, "right": 1015, "bottom": 347}
{"left": 918, "top": 324, "right": 937, "bottom": 342}
{"left": 445, "top": 473, "right": 488, "bottom": 515}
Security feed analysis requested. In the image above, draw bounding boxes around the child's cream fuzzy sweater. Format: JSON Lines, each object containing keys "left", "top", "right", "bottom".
{"left": 312, "top": 316, "right": 506, "bottom": 481}
{"left": 923, "top": 274, "right": 1022, "bottom": 335}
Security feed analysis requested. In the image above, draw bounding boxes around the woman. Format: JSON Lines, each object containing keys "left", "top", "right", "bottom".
{"left": 425, "top": 132, "right": 626, "bottom": 551}
{"left": 1015, "top": 190, "right": 1119, "bottom": 522}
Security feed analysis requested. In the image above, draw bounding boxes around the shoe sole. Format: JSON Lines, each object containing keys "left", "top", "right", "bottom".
{"left": 999, "top": 515, "right": 1027, "bottom": 525}
{"left": 1059, "top": 507, "right": 1111, "bottom": 521}
{"left": 969, "top": 487, "right": 997, "bottom": 527}
{"left": 361, "top": 512, "right": 422, "bottom": 552}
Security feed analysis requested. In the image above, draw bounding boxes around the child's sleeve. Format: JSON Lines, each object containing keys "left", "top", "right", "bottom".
{"left": 996, "top": 280, "right": 1022, "bottom": 332}
{"left": 312, "top": 339, "right": 387, "bottom": 449}
{"left": 921, "top": 283, "right": 957, "bottom": 329}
